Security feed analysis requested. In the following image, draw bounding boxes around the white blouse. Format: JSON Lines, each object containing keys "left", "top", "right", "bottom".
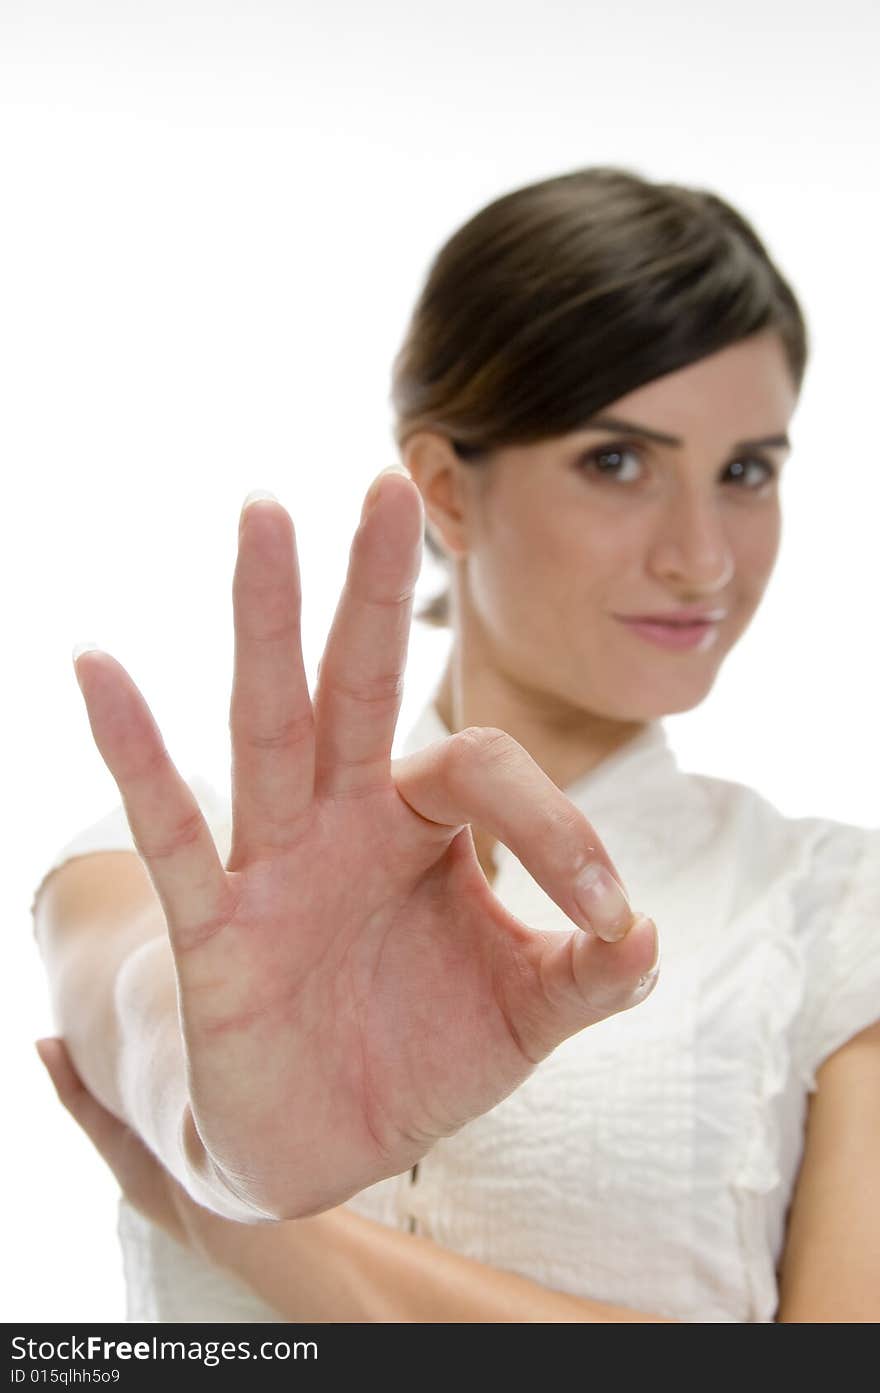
{"left": 31, "top": 700, "right": 880, "bottom": 1323}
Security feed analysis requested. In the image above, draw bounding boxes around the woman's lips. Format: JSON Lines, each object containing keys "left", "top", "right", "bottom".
{"left": 614, "top": 616, "right": 722, "bottom": 651}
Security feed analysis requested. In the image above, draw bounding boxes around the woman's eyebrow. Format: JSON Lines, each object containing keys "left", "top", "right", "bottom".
{"left": 581, "top": 414, "right": 791, "bottom": 452}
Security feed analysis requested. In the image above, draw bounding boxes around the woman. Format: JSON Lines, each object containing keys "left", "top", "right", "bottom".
{"left": 32, "top": 166, "right": 880, "bottom": 1322}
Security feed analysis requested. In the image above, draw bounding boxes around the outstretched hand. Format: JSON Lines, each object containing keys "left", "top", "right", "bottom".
{"left": 71, "top": 467, "right": 659, "bottom": 1220}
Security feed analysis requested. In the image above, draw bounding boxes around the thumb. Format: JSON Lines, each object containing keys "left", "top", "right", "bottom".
{"left": 513, "top": 912, "right": 662, "bottom": 1062}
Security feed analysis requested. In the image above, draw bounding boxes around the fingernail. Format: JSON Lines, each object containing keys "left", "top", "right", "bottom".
{"left": 636, "top": 916, "right": 661, "bottom": 986}
{"left": 572, "top": 862, "right": 633, "bottom": 942}
{"left": 361, "top": 463, "right": 410, "bottom": 521}
{"left": 72, "top": 642, "right": 101, "bottom": 678}
{"left": 240, "top": 489, "right": 278, "bottom": 523}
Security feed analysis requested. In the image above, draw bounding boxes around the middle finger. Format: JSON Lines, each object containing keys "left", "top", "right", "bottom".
{"left": 313, "top": 467, "right": 424, "bottom": 798}
{"left": 228, "top": 494, "right": 316, "bottom": 863}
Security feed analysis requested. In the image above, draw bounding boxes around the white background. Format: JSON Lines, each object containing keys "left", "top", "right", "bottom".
{"left": 2, "top": 0, "right": 877, "bottom": 1321}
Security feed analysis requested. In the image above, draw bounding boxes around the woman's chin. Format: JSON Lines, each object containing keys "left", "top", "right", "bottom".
{"left": 604, "top": 663, "right": 724, "bottom": 722}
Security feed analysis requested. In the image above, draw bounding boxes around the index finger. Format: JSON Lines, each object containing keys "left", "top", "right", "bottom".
{"left": 392, "top": 725, "right": 636, "bottom": 943}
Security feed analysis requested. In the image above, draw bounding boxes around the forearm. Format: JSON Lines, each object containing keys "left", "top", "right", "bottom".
{"left": 32, "top": 852, "right": 262, "bottom": 1221}
{"left": 198, "top": 1205, "right": 679, "bottom": 1323}
{"left": 32, "top": 852, "right": 170, "bottom": 1121}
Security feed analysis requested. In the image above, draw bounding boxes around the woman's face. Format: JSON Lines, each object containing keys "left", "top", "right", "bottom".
{"left": 425, "top": 330, "right": 799, "bottom": 724}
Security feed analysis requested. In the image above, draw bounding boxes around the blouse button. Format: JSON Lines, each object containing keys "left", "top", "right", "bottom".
{"left": 406, "top": 1162, "right": 420, "bottom": 1234}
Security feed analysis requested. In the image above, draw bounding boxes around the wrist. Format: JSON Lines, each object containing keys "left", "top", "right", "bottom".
{"left": 114, "top": 945, "right": 293, "bottom": 1224}
{"left": 178, "top": 1105, "right": 280, "bottom": 1224}
{"left": 112, "top": 938, "right": 270, "bottom": 1221}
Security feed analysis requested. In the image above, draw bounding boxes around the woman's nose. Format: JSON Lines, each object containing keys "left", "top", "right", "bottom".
{"left": 647, "top": 491, "right": 735, "bottom": 594}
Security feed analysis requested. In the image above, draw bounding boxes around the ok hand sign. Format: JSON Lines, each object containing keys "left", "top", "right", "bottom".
{"left": 73, "top": 467, "right": 659, "bottom": 1219}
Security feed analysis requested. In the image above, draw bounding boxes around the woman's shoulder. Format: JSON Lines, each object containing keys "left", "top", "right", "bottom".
{"left": 653, "top": 763, "right": 878, "bottom": 954}
{"left": 680, "top": 767, "right": 879, "bottom": 1082}
{"left": 682, "top": 762, "right": 877, "bottom": 877}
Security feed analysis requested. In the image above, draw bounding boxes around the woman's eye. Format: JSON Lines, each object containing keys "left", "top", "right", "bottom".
{"left": 726, "top": 457, "right": 778, "bottom": 489}
{"left": 577, "top": 444, "right": 642, "bottom": 482}
{"left": 575, "top": 446, "right": 780, "bottom": 491}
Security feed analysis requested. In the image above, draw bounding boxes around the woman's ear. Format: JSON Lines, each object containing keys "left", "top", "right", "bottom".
{"left": 402, "top": 432, "right": 471, "bottom": 561}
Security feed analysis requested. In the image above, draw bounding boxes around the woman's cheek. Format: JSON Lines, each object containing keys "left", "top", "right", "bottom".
{"left": 733, "top": 513, "right": 781, "bottom": 603}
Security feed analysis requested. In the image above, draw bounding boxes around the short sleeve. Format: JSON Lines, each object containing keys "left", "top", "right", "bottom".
{"left": 792, "top": 823, "right": 880, "bottom": 1089}
{"left": 29, "top": 773, "right": 233, "bottom": 926}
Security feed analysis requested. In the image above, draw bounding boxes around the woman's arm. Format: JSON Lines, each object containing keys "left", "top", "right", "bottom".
{"left": 32, "top": 853, "right": 256, "bottom": 1220}
{"left": 776, "top": 1017, "right": 880, "bottom": 1322}
{"left": 37, "top": 1038, "right": 676, "bottom": 1323}
{"left": 32, "top": 850, "right": 167, "bottom": 1121}
{"left": 195, "top": 1201, "right": 678, "bottom": 1323}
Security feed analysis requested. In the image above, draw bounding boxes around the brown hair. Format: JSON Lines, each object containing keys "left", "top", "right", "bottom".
{"left": 389, "top": 165, "right": 809, "bottom": 627}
